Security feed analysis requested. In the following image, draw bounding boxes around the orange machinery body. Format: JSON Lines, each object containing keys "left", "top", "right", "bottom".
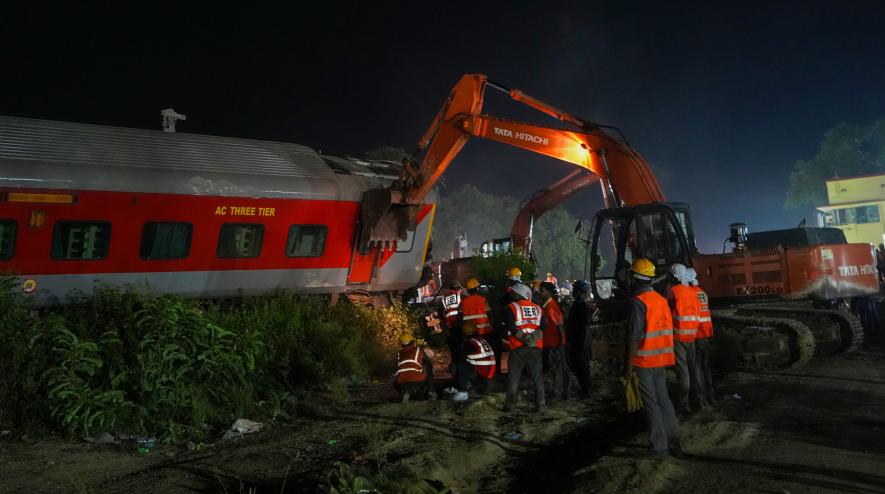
{"left": 694, "top": 243, "right": 878, "bottom": 302}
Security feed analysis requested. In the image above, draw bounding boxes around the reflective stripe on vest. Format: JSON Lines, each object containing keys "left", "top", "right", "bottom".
{"left": 467, "top": 337, "right": 497, "bottom": 379}
{"left": 692, "top": 285, "right": 714, "bottom": 338}
{"left": 396, "top": 345, "right": 427, "bottom": 384}
{"left": 508, "top": 300, "right": 542, "bottom": 350}
{"left": 460, "top": 295, "right": 492, "bottom": 334}
{"left": 443, "top": 292, "right": 462, "bottom": 325}
{"left": 671, "top": 284, "right": 700, "bottom": 343}
{"left": 466, "top": 338, "right": 496, "bottom": 366}
{"left": 631, "top": 290, "right": 675, "bottom": 368}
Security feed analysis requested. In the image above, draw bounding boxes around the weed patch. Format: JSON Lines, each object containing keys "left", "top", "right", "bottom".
{"left": 0, "top": 280, "right": 417, "bottom": 442}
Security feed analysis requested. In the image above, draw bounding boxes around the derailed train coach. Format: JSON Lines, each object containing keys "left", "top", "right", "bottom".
{"left": 0, "top": 116, "right": 435, "bottom": 306}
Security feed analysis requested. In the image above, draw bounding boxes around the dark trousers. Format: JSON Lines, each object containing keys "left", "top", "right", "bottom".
{"left": 635, "top": 366, "right": 681, "bottom": 453}
{"left": 674, "top": 340, "right": 704, "bottom": 408}
{"left": 454, "top": 361, "right": 490, "bottom": 393}
{"left": 543, "top": 345, "right": 570, "bottom": 400}
{"left": 695, "top": 337, "right": 715, "bottom": 402}
{"left": 568, "top": 337, "right": 592, "bottom": 394}
{"left": 506, "top": 347, "right": 545, "bottom": 411}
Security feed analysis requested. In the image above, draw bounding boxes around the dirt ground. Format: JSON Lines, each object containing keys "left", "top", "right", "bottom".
{"left": 2, "top": 347, "right": 884, "bottom": 493}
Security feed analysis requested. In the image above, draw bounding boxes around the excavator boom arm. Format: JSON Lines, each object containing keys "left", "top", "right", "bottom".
{"left": 361, "top": 73, "right": 665, "bottom": 246}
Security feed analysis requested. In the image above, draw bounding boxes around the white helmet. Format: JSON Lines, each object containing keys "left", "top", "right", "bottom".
{"left": 686, "top": 268, "right": 699, "bottom": 286}
{"left": 669, "top": 263, "right": 691, "bottom": 285}
{"left": 511, "top": 283, "right": 532, "bottom": 300}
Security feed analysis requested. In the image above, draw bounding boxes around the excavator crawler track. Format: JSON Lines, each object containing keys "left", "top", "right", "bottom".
{"left": 711, "top": 312, "right": 815, "bottom": 370}
{"left": 587, "top": 310, "right": 821, "bottom": 374}
{"left": 734, "top": 304, "right": 864, "bottom": 354}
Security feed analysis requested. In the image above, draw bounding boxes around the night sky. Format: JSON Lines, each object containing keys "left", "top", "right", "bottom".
{"left": 3, "top": 2, "right": 885, "bottom": 252}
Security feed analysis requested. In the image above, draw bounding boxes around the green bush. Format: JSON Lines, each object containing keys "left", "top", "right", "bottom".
{"left": 0, "top": 280, "right": 414, "bottom": 441}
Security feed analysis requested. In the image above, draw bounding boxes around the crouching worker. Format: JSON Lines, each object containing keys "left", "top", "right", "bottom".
{"left": 395, "top": 333, "right": 437, "bottom": 403}
{"left": 451, "top": 322, "right": 497, "bottom": 402}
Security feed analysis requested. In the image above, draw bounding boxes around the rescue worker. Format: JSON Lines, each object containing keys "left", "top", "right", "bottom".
{"left": 394, "top": 333, "right": 437, "bottom": 403}
{"left": 687, "top": 268, "right": 715, "bottom": 405}
{"left": 441, "top": 281, "right": 467, "bottom": 368}
{"left": 539, "top": 281, "right": 569, "bottom": 402}
{"left": 566, "top": 280, "right": 594, "bottom": 399}
{"left": 459, "top": 278, "right": 498, "bottom": 359}
{"left": 441, "top": 281, "right": 466, "bottom": 330}
{"left": 451, "top": 321, "right": 496, "bottom": 401}
{"left": 546, "top": 272, "right": 558, "bottom": 287}
{"left": 504, "top": 283, "right": 546, "bottom": 414}
{"left": 497, "top": 266, "right": 526, "bottom": 369}
{"left": 626, "top": 258, "right": 682, "bottom": 458}
{"left": 666, "top": 263, "right": 703, "bottom": 413}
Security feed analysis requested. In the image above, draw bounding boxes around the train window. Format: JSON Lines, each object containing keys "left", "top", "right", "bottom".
{"left": 217, "top": 223, "right": 264, "bottom": 258}
{"left": 140, "top": 222, "right": 193, "bottom": 260}
{"left": 396, "top": 228, "right": 417, "bottom": 252}
{"left": 51, "top": 221, "right": 111, "bottom": 260}
{"left": 0, "top": 220, "right": 16, "bottom": 260}
{"left": 286, "top": 225, "right": 327, "bottom": 257}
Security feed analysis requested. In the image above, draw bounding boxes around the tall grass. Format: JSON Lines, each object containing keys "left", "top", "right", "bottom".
{"left": 0, "top": 280, "right": 413, "bottom": 441}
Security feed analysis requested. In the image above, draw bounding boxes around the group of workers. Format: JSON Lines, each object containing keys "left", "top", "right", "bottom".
{"left": 395, "top": 259, "right": 716, "bottom": 458}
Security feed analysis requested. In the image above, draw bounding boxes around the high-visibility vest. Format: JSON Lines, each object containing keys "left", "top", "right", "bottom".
{"left": 671, "top": 284, "right": 700, "bottom": 343}
{"left": 631, "top": 290, "right": 675, "bottom": 368}
{"left": 460, "top": 294, "right": 492, "bottom": 335}
{"left": 507, "top": 300, "right": 543, "bottom": 351}
{"left": 466, "top": 337, "right": 496, "bottom": 379}
{"left": 541, "top": 297, "right": 565, "bottom": 347}
{"left": 442, "top": 291, "right": 462, "bottom": 328}
{"left": 692, "top": 285, "right": 714, "bottom": 339}
{"left": 395, "top": 345, "right": 427, "bottom": 384}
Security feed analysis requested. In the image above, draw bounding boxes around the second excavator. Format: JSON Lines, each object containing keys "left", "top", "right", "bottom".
{"left": 361, "top": 73, "right": 878, "bottom": 369}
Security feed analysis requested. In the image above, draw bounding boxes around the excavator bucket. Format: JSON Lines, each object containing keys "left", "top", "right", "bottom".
{"left": 358, "top": 188, "right": 418, "bottom": 248}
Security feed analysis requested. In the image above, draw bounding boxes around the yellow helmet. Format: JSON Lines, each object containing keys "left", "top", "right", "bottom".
{"left": 462, "top": 321, "right": 477, "bottom": 336}
{"left": 466, "top": 278, "right": 480, "bottom": 290}
{"left": 507, "top": 266, "right": 522, "bottom": 278}
{"left": 400, "top": 332, "right": 415, "bottom": 345}
{"left": 630, "top": 258, "right": 656, "bottom": 279}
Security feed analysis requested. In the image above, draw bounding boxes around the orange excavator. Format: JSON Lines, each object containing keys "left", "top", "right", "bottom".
{"left": 361, "top": 73, "right": 877, "bottom": 369}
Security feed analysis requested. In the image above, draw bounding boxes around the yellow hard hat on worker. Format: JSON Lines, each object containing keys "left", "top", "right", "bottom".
{"left": 507, "top": 266, "right": 522, "bottom": 278}
{"left": 400, "top": 332, "right": 415, "bottom": 346}
{"left": 630, "top": 258, "right": 656, "bottom": 280}
{"left": 466, "top": 278, "right": 480, "bottom": 290}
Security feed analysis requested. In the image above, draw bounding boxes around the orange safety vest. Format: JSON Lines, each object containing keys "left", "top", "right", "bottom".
{"left": 466, "top": 337, "right": 496, "bottom": 379}
{"left": 395, "top": 345, "right": 427, "bottom": 384}
{"left": 442, "top": 290, "right": 462, "bottom": 328}
{"left": 541, "top": 297, "right": 565, "bottom": 347}
{"left": 692, "top": 285, "right": 713, "bottom": 339}
{"left": 460, "top": 294, "right": 492, "bottom": 335}
{"left": 671, "top": 284, "right": 700, "bottom": 343}
{"left": 631, "top": 290, "right": 675, "bottom": 368}
{"left": 507, "top": 299, "right": 543, "bottom": 351}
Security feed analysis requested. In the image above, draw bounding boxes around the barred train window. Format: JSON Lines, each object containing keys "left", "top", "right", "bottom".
{"left": 51, "top": 221, "right": 111, "bottom": 260}
{"left": 217, "top": 223, "right": 264, "bottom": 258}
{"left": 141, "top": 222, "right": 193, "bottom": 260}
{"left": 0, "top": 220, "right": 16, "bottom": 260}
{"left": 286, "top": 225, "right": 327, "bottom": 257}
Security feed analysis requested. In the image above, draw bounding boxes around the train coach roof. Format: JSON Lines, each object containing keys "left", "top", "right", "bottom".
{"left": 0, "top": 115, "right": 336, "bottom": 180}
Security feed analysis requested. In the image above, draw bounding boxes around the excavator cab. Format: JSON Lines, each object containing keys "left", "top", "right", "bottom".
{"left": 586, "top": 202, "right": 695, "bottom": 316}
